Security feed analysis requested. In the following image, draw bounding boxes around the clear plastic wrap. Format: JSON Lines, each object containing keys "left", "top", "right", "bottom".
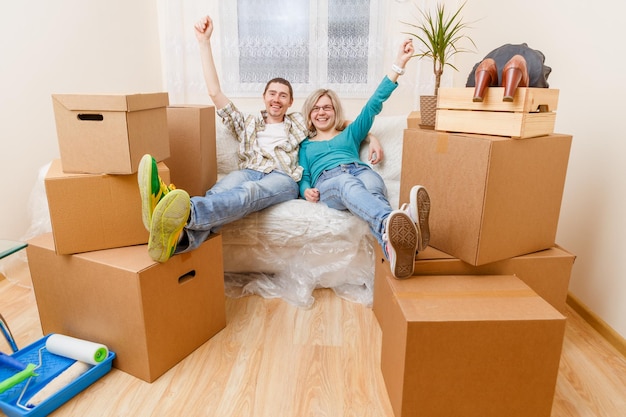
{"left": 220, "top": 199, "right": 377, "bottom": 308}
{"left": 0, "top": 162, "right": 51, "bottom": 288}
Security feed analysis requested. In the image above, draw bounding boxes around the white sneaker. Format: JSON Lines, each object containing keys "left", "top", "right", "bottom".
{"left": 383, "top": 210, "right": 418, "bottom": 279}
{"left": 401, "top": 185, "right": 431, "bottom": 251}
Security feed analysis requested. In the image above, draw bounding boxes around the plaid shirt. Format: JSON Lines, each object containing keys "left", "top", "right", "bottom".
{"left": 217, "top": 102, "right": 308, "bottom": 182}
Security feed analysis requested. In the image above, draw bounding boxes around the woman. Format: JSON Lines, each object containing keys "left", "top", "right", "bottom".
{"left": 298, "top": 39, "right": 430, "bottom": 279}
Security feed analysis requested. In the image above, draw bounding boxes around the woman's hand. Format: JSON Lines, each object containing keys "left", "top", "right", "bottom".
{"left": 396, "top": 38, "right": 415, "bottom": 67}
{"left": 367, "top": 134, "right": 384, "bottom": 165}
{"left": 388, "top": 38, "right": 414, "bottom": 82}
{"left": 304, "top": 188, "right": 320, "bottom": 203}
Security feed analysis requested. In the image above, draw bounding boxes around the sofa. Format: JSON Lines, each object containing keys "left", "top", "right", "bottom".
{"left": 14, "top": 115, "right": 408, "bottom": 309}
{"left": 218, "top": 115, "right": 408, "bottom": 308}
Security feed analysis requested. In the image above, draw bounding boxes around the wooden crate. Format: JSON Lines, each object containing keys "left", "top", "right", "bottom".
{"left": 435, "top": 87, "right": 559, "bottom": 138}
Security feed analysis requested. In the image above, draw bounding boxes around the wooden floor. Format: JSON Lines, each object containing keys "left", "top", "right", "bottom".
{"left": 1, "top": 265, "right": 626, "bottom": 417}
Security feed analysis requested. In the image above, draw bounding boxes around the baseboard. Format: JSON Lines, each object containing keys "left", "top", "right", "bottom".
{"left": 566, "top": 292, "right": 626, "bottom": 358}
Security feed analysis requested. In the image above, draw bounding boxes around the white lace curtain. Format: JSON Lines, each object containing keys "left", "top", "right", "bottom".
{"left": 157, "top": 0, "right": 390, "bottom": 103}
{"left": 219, "top": 0, "right": 382, "bottom": 97}
{"left": 156, "top": 0, "right": 441, "bottom": 105}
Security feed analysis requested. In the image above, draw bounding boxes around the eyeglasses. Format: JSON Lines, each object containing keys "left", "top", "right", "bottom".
{"left": 311, "top": 105, "right": 334, "bottom": 114}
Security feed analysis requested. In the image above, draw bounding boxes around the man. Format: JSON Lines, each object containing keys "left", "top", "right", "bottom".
{"left": 139, "top": 15, "right": 308, "bottom": 262}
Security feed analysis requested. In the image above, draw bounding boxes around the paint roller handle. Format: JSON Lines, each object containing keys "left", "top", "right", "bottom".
{"left": 0, "top": 351, "right": 28, "bottom": 370}
{"left": 0, "top": 363, "right": 37, "bottom": 394}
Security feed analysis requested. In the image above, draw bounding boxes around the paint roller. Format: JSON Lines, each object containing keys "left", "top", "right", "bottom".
{"left": 17, "top": 334, "right": 109, "bottom": 408}
{"left": 45, "top": 334, "right": 109, "bottom": 365}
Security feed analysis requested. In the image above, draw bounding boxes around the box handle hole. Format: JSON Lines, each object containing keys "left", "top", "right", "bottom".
{"left": 77, "top": 114, "right": 104, "bottom": 121}
{"left": 178, "top": 270, "right": 196, "bottom": 284}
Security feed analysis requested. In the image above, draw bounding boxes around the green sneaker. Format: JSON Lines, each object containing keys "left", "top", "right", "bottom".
{"left": 138, "top": 154, "right": 175, "bottom": 231}
{"left": 148, "top": 189, "right": 190, "bottom": 263}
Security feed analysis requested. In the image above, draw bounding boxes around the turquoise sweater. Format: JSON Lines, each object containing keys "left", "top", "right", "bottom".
{"left": 298, "top": 76, "right": 398, "bottom": 197}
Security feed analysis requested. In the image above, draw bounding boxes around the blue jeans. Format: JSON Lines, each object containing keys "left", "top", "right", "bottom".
{"left": 175, "top": 169, "right": 299, "bottom": 253}
{"left": 315, "top": 163, "right": 391, "bottom": 250}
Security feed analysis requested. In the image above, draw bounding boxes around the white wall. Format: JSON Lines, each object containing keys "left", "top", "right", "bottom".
{"left": 450, "top": 1, "right": 626, "bottom": 340}
{"left": 1, "top": 0, "right": 625, "bottom": 341}
{"left": 0, "top": 0, "right": 163, "bottom": 241}
{"left": 378, "top": 0, "right": 626, "bottom": 341}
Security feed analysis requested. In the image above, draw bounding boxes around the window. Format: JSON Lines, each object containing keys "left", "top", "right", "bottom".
{"left": 219, "top": 0, "right": 385, "bottom": 98}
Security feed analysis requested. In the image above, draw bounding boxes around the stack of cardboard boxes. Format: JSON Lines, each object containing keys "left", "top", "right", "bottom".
{"left": 374, "top": 87, "right": 575, "bottom": 417}
{"left": 26, "top": 93, "right": 223, "bottom": 382}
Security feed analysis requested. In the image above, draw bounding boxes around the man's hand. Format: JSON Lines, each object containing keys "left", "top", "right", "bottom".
{"left": 194, "top": 15, "right": 214, "bottom": 42}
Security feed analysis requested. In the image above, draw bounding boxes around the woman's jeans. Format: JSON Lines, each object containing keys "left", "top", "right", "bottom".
{"left": 315, "top": 163, "right": 391, "bottom": 250}
{"left": 176, "top": 169, "right": 298, "bottom": 253}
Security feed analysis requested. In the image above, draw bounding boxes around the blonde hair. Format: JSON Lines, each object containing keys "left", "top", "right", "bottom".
{"left": 302, "top": 89, "right": 346, "bottom": 137}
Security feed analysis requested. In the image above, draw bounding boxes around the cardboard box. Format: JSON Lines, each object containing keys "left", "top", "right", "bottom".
{"left": 26, "top": 232, "right": 226, "bottom": 383}
{"left": 45, "top": 159, "right": 170, "bottom": 255}
{"left": 373, "top": 269, "right": 566, "bottom": 417}
{"left": 164, "top": 106, "right": 217, "bottom": 196}
{"left": 400, "top": 129, "right": 572, "bottom": 265}
{"left": 407, "top": 111, "right": 420, "bottom": 129}
{"left": 435, "top": 87, "right": 559, "bottom": 138}
{"left": 52, "top": 93, "right": 170, "bottom": 174}
{"left": 375, "top": 244, "right": 575, "bottom": 314}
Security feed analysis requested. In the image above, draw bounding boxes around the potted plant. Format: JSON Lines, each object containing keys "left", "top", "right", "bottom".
{"left": 402, "top": 1, "right": 475, "bottom": 127}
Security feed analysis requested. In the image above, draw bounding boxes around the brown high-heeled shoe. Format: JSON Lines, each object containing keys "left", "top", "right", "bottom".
{"left": 502, "top": 55, "right": 529, "bottom": 102}
{"left": 472, "top": 58, "right": 498, "bottom": 102}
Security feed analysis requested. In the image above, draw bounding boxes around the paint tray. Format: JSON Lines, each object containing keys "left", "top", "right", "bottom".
{"left": 0, "top": 334, "right": 115, "bottom": 417}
